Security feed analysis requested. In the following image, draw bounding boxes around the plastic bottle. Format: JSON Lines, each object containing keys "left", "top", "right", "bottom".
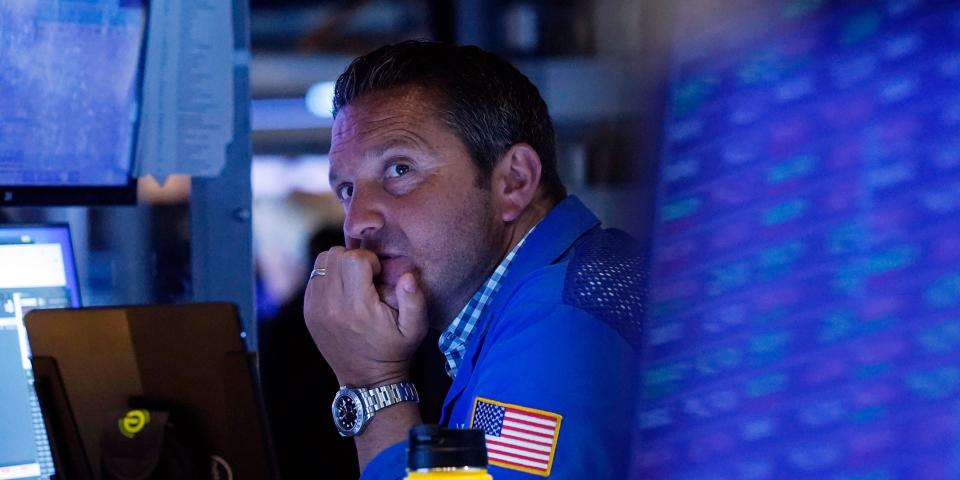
{"left": 404, "top": 425, "right": 492, "bottom": 479}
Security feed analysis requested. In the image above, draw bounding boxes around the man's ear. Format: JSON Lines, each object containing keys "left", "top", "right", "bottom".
{"left": 492, "top": 143, "right": 543, "bottom": 223}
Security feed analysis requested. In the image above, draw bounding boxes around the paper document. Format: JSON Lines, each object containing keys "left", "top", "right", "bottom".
{"left": 135, "top": 0, "right": 234, "bottom": 181}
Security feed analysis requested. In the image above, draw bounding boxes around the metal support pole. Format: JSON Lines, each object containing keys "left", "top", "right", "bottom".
{"left": 191, "top": 0, "right": 256, "bottom": 349}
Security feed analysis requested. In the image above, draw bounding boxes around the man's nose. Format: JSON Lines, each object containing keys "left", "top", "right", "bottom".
{"left": 343, "top": 188, "right": 385, "bottom": 241}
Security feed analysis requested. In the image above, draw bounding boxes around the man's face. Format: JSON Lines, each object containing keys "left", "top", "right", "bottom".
{"left": 328, "top": 87, "right": 505, "bottom": 327}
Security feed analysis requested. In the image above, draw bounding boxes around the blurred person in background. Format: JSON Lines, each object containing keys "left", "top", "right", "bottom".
{"left": 259, "top": 226, "right": 355, "bottom": 478}
{"left": 303, "top": 41, "right": 643, "bottom": 479}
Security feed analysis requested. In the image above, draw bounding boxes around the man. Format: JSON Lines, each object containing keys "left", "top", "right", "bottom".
{"left": 304, "top": 41, "right": 643, "bottom": 479}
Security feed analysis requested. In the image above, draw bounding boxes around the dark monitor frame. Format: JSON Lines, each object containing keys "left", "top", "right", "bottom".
{"left": 24, "top": 303, "right": 278, "bottom": 479}
{"left": 0, "top": 183, "right": 138, "bottom": 207}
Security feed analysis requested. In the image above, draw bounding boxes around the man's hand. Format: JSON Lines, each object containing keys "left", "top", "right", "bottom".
{"left": 304, "top": 246, "right": 428, "bottom": 387}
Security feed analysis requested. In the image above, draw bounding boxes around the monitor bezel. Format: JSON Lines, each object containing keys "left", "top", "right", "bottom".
{"left": 0, "top": 184, "right": 138, "bottom": 207}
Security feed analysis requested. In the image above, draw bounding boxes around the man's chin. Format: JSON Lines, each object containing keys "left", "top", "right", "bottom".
{"left": 376, "top": 284, "right": 400, "bottom": 310}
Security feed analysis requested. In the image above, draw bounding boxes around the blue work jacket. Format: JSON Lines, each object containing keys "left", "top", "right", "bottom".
{"left": 363, "top": 196, "right": 643, "bottom": 479}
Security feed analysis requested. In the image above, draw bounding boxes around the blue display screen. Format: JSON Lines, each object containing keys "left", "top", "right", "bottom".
{"left": 638, "top": 1, "right": 960, "bottom": 478}
{"left": 0, "top": 0, "right": 146, "bottom": 187}
{"left": 0, "top": 224, "right": 80, "bottom": 479}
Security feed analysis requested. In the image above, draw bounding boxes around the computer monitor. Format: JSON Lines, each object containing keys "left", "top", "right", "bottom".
{"left": 24, "top": 304, "right": 277, "bottom": 479}
{"left": 0, "top": 0, "right": 147, "bottom": 205}
{"left": 638, "top": 1, "right": 960, "bottom": 478}
{"left": 0, "top": 224, "right": 80, "bottom": 480}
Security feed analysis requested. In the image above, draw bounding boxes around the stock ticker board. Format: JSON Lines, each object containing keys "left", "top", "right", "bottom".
{"left": 636, "top": 1, "right": 960, "bottom": 479}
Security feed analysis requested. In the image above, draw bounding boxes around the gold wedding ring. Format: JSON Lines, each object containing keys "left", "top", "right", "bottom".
{"left": 309, "top": 268, "right": 327, "bottom": 280}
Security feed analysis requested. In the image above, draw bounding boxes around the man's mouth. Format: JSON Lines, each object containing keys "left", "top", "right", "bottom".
{"left": 374, "top": 253, "right": 414, "bottom": 287}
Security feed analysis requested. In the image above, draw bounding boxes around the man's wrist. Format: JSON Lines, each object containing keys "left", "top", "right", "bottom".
{"left": 337, "top": 371, "right": 411, "bottom": 389}
{"left": 332, "top": 380, "right": 418, "bottom": 437}
{"left": 367, "top": 376, "right": 410, "bottom": 388}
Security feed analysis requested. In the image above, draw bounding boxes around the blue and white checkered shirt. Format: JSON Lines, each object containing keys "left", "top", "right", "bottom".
{"left": 438, "top": 228, "right": 534, "bottom": 378}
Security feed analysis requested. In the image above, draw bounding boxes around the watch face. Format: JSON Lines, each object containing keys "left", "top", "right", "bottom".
{"left": 332, "top": 389, "right": 365, "bottom": 436}
{"left": 336, "top": 396, "right": 359, "bottom": 429}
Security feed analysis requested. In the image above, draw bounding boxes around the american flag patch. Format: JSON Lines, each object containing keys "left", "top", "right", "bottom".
{"left": 470, "top": 397, "right": 562, "bottom": 477}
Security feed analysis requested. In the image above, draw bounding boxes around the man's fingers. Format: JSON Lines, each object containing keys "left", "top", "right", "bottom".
{"left": 340, "top": 249, "right": 381, "bottom": 300}
{"left": 312, "top": 250, "right": 328, "bottom": 270}
{"left": 307, "top": 246, "right": 346, "bottom": 303}
{"left": 312, "top": 246, "right": 344, "bottom": 280}
{"left": 395, "top": 273, "right": 428, "bottom": 341}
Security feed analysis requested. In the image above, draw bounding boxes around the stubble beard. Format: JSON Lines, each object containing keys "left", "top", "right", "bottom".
{"left": 366, "top": 217, "right": 497, "bottom": 330}
{"left": 421, "top": 200, "right": 503, "bottom": 331}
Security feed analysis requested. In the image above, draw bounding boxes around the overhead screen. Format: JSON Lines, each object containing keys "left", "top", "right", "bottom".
{"left": 638, "top": 1, "right": 960, "bottom": 478}
{"left": 0, "top": 225, "right": 80, "bottom": 480}
{"left": 0, "top": 0, "right": 147, "bottom": 205}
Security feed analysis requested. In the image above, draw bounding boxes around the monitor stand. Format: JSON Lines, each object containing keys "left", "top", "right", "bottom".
{"left": 32, "top": 356, "right": 93, "bottom": 480}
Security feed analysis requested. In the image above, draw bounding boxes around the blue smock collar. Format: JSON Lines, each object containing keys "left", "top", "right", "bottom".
{"left": 439, "top": 195, "right": 601, "bottom": 422}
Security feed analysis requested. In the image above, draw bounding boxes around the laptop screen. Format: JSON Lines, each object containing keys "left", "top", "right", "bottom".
{"left": 0, "top": 224, "right": 80, "bottom": 480}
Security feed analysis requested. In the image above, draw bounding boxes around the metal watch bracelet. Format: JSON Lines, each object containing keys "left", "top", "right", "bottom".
{"left": 361, "top": 381, "right": 419, "bottom": 413}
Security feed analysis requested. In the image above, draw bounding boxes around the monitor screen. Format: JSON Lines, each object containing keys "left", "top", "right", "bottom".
{"left": 638, "top": 1, "right": 960, "bottom": 478}
{"left": 0, "top": 0, "right": 147, "bottom": 205}
{"left": 0, "top": 224, "right": 80, "bottom": 480}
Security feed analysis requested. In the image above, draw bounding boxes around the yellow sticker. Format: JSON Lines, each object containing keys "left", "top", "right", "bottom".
{"left": 119, "top": 409, "right": 150, "bottom": 438}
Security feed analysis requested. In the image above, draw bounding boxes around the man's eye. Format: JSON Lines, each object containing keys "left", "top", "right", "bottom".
{"left": 336, "top": 184, "right": 354, "bottom": 200}
{"left": 386, "top": 164, "right": 410, "bottom": 178}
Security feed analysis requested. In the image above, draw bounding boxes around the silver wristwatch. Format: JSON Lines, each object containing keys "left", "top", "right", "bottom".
{"left": 331, "top": 382, "right": 419, "bottom": 436}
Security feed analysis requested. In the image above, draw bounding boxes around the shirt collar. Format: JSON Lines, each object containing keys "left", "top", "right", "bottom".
{"left": 437, "top": 226, "right": 536, "bottom": 378}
